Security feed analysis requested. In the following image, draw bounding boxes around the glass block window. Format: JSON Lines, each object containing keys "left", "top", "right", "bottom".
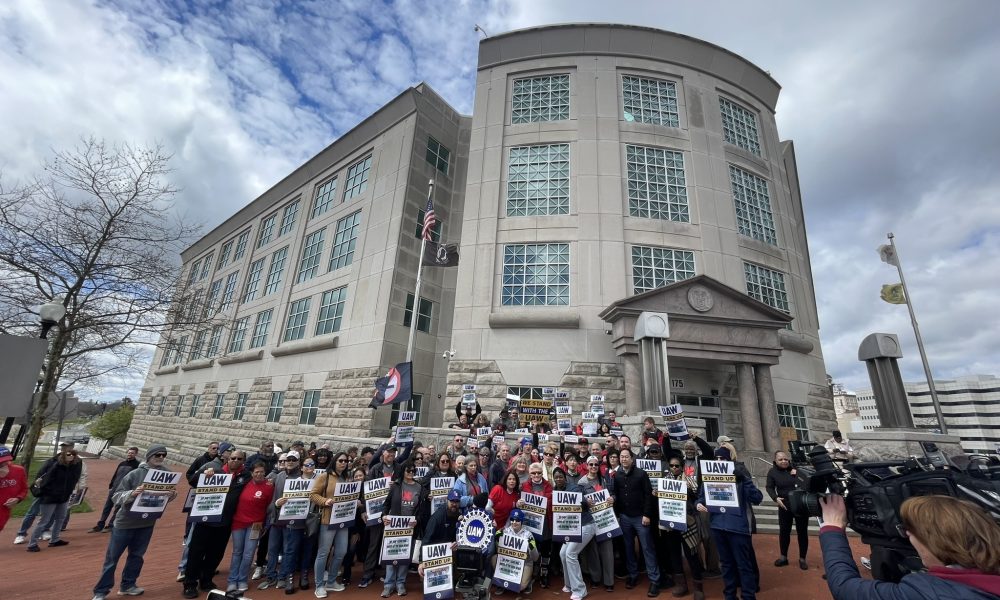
{"left": 283, "top": 297, "right": 311, "bottom": 342}
{"left": 266, "top": 391, "right": 284, "bottom": 423}
{"left": 404, "top": 293, "right": 433, "bottom": 333}
{"left": 720, "top": 97, "right": 761, "bottom": 155}
{"left": 189, "top": 394, "right": 201, "bottom": 418}
{"left": 777, "top": 403, "right": 809, "bottom": 440}
{"left": 212, "top": 393, "right": 226, "bottom": 419}
{"left": 426, "top": 137, "right": 450, "bottom": 175}
{"left": 414, "top": 209, "right": 442, "bottom": 242}
{"left": 174, "top": 396, "right": 184, "bottom": 417}
{"left": 228, "top": 316, "right": 249, "bottom": 353}
{"left": 232, "top": 392, "right": 248, "bottom": 421}
{"left": 199, "top": 253, "right": 214, "bottom": 280}
{"left": 249, "top": 308, "right": 273, "bottom": 349}
{"left": 300, "top": 390, "right": 320, "bottom": 425}
{"left": 174, "top": 335, "right": 188, "bottom": 365}
{"left": 730, "top": 165, "right": 777, "bottom": 245}
{"left": 507, "top": 144, "right": 570, "bottom": 216}
{"left": 278, "top": 199, "right": 300, "bottom": 236}
{"left": 206, "top": 325, "right": 223, "bottom": 357}
{"left": 220, "top": 271, "right": 239, "bottom": 311}
{"left": 218, "top": 240, "right": 234, "bottom": 268}
{"left": 626, "top": 145, "right": 689, "bottom": 222}
{"left": 242, "top": 258, "right": 265, "bottom": 304}
{"left": 622, "top": 75, "right": 679, "bottom": 127}
{"left": 204, "top": 279, "right": 222, "bottom": 317}
{"left": 189, "top": 329, "right": 208, "bottom": 362}
{"left": 631, "top": 246, "right": 696, "bottom": 293}
{"left": 264, "top": 246, "right": 289, "bottom": 295}
{"left": 508, "top": 386, "right": 545, "bottom": 401}
{"left": 390, "top": 394, "right": 422, "bottom": 427}
{"left": 256, "top": 213, "right": 277, "bottom": 249}
{"left": 233, "top": 229, "right": 251, "bottom": 260}
{"left": 157, "top": 395, "right": 167, "bottom": 415}
{"left": 329, "top": 211, "right": 361, "bottom": 271}
{"left": 501, "top": 243, "right": 570, "bottom": 306}
{"left": 296, "top": 229, "right": 326, "bottom": 283}
{"left": 344, "top": 155, "right": 372, "bottom": 201}
{"left": 311, "top": 177, "right": 338, "bottom": 219}
{"left": 744, "top": 262, "right": 790, "bottom": 312}
{"left": 187, "top": 259, "right": 200, "bottom": 285}
{"left": 511, "top": 74, "right": 570, "bottom": 123}
{"left": 316, "top": 286, "right": 347, "bottom": 335}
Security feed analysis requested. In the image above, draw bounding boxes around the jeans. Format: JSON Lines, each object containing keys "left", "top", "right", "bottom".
{"left": 228, "top": 527, "right": 261, "bottom": 587}
{"left": 315, "top": 527, "right": 349, "bottom": 587}
{"left": 93, "top": 526, "right": 154, "bottom": 595}
{"left": 384, "top": 563, "right": 408, "bottom": 590}
{"left": 17, "top": 498, "right": 40, "bottom": 535}
{"left": 267, "top": 527, "right": 305, "bottom": 579}
{"left": 96, "top": 493, "right": 118, "bottom": 530}
{"left": 177, "top": 524, "right": 194, "bottom": 571}
{"left": 29, "top": 502, "right": 68, "bottom": 546}
{"left": 560, "top": 522, "right": 596, "bottom": 596}
{"left": 619, "top": 514, "right": 659, "bottom": 585}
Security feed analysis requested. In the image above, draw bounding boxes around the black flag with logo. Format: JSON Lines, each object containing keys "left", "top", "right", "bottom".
{"left": 422, "top": 241, "right": 459, "bottom": 267}
{"left": 369, "top": 362, "right": 413, "bottom": 408}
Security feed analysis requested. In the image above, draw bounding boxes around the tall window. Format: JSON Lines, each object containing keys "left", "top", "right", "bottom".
{"left": 404, "top": 294, "right": 433, "bottom": 333}
{"left": 744, "top": 262, "right": 790, "bottom": 312}
{"left": 187, "top": 259, "right": 200, "bottom": 285}
{"left": 204, "top": 279, "right": 222, "bottom": 317}
{"left": 146, "top": 397, "right": 154, "bottom": 414}
{"left": 300, "top": 390, "right": 320, "bottom": 425}
{"left": 414, "top": 209, "right": 442, "bottom": 242}
{"left": 390, "top": 394, "right": 422, "bottom": 427}
{"left": 242, "top": 258, "right": 265, "bottom": 303}
{"left": 174, "top": 335, "right": 188, "bottom": 365}
{"left": 502, "top": 243, "right": 570, "bottom": 306}
{"left": 189, "top": 394, "right": 201, "bottom": 418}
{"left": 206, "top": 325, "right": 223, "bottom": 357}
{"left": 329, "top": 211, "right": 361, "bottom": 271}
{"left": 622, "top": 75, "right": 679, "bottom": 127}
{"left": 730, "top": 165, "right": 777, "bottom": 245}
{"left": 720, "top": 97, "right": 761, "bottom": 156}
{"left": 296, "top": 229, "right": 326, "bottom": 283}
{"left": 266, "top": 391, "right": 284, "bottom": 423}
{"left": 199, "top": 253, "right": 214, "bottom": 280}
{"left": 426, "top": 137, "right": 450, "bottom": 174}
{"left": 631, "top": 246, "right": 696, "bottom": 293}
{"left": 220, "top": 271, "right": 239, "bottom": 311}
{"left": 256, "top": 213, "right": 277, "bottom": 248}
{"left": 316, "top": 286, "right": 347, "bottom": 335}
{"left": 157, "top": 395, "right": 166, "bottom": 415}
{"left": 511, "top": 74, "right": 570, "bottom": 123}
{"left": 249, "top": 309, "right": 273, "bottom": 348}
{"left": 232, "top": 392, "right": 248, "bottom": 421}
{"left": 233, "top": 229, "right": 251, "bottom": 260}
{"left": 264, "top": 247, "right": 289, "bottom": 295}
{"left": 626, "top": 145, "right": 689, "bottom": 222}
{"left": 777, "top": 403, "right": 808, "bottom": 439}
{"left": 228, "top": 316, "right": 250, "bottom": 353}
{"left": 283, "top": 298, "right": 311, "bottom": 341}
{"left": 278, "top": 199, "right": 300, "bottom": 236}
{"left": 174, "top": 395, "right": 184, "bottom": 417}
{"left": 211, "top": 393, "right": 226, "bottom": 419}
{"left": 218, "top": 239, "right": 234, "bottom": 268}
{"left": 344, "top": 155, "right": 372, "bottom": 201}
{"left": 311, "top": 177, "right": 338, "bottom": 218}
{"left": 507, "top": 144, "right": 570, "bottom": 216}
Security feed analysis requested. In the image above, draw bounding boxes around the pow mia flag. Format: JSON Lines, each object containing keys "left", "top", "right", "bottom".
{"left": 422, "top": 241, "right": 459, "bottom": 267}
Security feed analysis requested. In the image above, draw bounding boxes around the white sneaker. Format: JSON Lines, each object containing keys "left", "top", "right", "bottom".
{"left": 13, "top": 535, "right": 26, "bottom": 544}
{"left": 41, "top": 531, "right": 52, "bottom": 541}
{"left": 252, "top": 566, "right": 264, "bottom": 580}
{"left": 329, "top": 582, "right": 346, "bottom": 592}
{"left": 92, "top": 595, "right": 108, "bottom": 600}
{"left": 314, "top": 586, "right": 328, "bottom": 598}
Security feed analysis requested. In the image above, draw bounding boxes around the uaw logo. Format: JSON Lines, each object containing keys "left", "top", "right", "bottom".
{"left": 456, "top": 509, "right": 494, "bottom": 550}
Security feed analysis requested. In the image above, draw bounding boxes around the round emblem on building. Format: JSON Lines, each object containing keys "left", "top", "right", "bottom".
{"left": 687, "top": 286, "right": 714, "bottom": 312}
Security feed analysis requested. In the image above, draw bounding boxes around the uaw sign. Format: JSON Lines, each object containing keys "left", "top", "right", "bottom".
{"left": 456, "top": 508, "right": 494, "bottom": 550}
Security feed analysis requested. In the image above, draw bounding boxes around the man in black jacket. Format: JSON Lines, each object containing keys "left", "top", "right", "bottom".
{"left": 89, "top": 447, "right": 139, "bottom": 533}
{"left": 614, "top": 447, "right": 661, "bottom": 597}
{"left": 185, "top": 442, "right": 220, "bottom": 486}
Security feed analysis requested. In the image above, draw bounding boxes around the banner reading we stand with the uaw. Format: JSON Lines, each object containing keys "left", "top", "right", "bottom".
{"left": 657, "top": 477, "right": 689, "bottom": 531}
{"left": 585, "top": 488, "right": 622, "bottom": 539}
{"left": 188, "top": 472, "right": 232, "bottom": 523}
{"left": 128, "top": 469, "right": 182, "bottom": 520}
{"left": 492, "top": 531, "right": 530, "bottom": 592}
{"left": 277, "top": 477, "right": 313, "bottom": 526}
{"left": 700, "top": 460, "right": 741, "bottom": 515}
{"left": 364, "top": 477, "right": 391, "bottom": 525}
{"left": 421, "top": 543, "right": 453, "bottom": 600}
{"left": 328, "top": 481, "right": 362, "bottom": 529}
{"left": 380, "top": 515, "right": 415, "bottom": 566}
{"left": 552, "top": 490, "right": 582, "bottom": 542}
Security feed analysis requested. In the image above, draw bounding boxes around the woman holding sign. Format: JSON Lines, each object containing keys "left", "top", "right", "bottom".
{"left": 226, "top": 461, "right": 273, "bottom": 593}
{"left": 663, "top": 458, "right": 705, "bottom": 600}
{"left": 311, "top": 453, "right": 358, "bottom": 597}
{"left": 519, "top": 463, "right": 553, "bottom": 589}
{"left": 381, "top": 459, "right": 427, "bottom": 597}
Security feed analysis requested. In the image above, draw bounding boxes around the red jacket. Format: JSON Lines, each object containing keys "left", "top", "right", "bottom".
{"left": 520, "top": 478, "right": 553, "bottom": 524}
{"left": 0, "top": 462, "right": 29, "bottom": 532}
{"left": 232, "top": 478, "right": 273, "bottom": 531}
{"left": 488, "top": 484, "right": 520, "bottom": 529}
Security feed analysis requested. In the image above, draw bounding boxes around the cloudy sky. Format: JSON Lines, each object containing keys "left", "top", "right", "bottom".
{"left": 2, "top": 0, "right": 998, "bottom": 402}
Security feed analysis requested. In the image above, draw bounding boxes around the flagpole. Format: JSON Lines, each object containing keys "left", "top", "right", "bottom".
{"left": 405, "top": 179, "right": 434, "bottom": 410}
{"left": 887, "top": 232, "right": 946, "bottom": 433}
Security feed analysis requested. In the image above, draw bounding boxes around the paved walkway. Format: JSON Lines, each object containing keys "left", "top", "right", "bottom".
{"left": 2, "top": 456, "right": 864, "bottom": 599}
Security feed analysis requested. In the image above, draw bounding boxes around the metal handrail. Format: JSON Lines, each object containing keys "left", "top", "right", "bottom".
{"left": 749, "top": 456, "right": 775, "bottom": 479}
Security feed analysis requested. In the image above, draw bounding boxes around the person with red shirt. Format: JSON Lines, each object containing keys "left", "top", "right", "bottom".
{"left": 519, "top": 462, "right": 554, "bottom": 588}
{"left": 226, "top": 460, "right": 273, "bottom": 592}
{"left": 0, "top": 445, "right": 28, "bottom": 532}
{"left": 489, "top": 470, "right": 521, "bottom": 529}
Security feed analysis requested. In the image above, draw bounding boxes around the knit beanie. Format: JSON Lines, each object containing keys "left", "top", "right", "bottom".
{"left": 146, "top": 444, "right": 168, "bottom": 461}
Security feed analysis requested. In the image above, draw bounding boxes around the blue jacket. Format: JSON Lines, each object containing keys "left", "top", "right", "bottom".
{"left": 453, "top": 472, "right": 488, "bottom": 508}
{"left": 696, "top": 470, "right": 762, "bottom": 534}
{"left": 820, "top": 527, "right": 1000, "bottom": 599}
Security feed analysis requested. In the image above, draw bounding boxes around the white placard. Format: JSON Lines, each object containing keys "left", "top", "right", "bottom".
{"left": 657, "top": 477, "right": 688, "bottom": 531}
{"left": 700, "top": 460, "right": 740, "bottom": 515}
{"left": 492, "top": 531, "right": 529, "bottom": 592}
{"left": 188, "top": 472, "right": 232, "bottom": 523}
{"left": 277, "top": 477, "right": 313, "bottom": 525}
{"left": 364, "top": 477, "right": 391, "bottom": 525}
{"left": 329, "top": 481, "right": 361, "bottom": 529}
{"left": 380, "top": 515, "right": 414, "bottom": 565}
{"left": 552, "top": 490, "right": 582, "bottom": 542}
{"left": 396, "top": 411, "right": 417, "bottom": 444}
{"left": 422, "top": 543, "right": 454, "bottom": 600}
{"left": 520, "top": 492, "right": 548, "bottom": 539}
{"left": 129, "top": 469, "right": 181, "bottom": 520}
{"left": 659, "top": 404, "right": 691, "bottom": 441}
{"left": 429, "top": 476, "right": 455, "bottom": 514}
{"left": 585, "top": 488, "right": 622, "bottom": 539}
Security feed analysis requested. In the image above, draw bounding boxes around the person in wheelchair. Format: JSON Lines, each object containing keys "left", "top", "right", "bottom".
{"left": 491, "top": 509, "right": 540, "bottom": 595}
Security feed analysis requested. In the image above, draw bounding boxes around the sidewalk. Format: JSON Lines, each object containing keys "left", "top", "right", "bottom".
{"left": 2, "top": 456, "right": 861, "bottom": 599}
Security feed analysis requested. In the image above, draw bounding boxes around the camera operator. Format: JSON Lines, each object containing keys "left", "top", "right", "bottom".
{"left": 823, "top": 430, "right": 854, "bottom": 463}
{"left": 819, "top": 494, "right": 1000, "bottom": 599}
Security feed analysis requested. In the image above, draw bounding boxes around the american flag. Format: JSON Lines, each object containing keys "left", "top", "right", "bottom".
{"left": 421, "top": 196, "right": 436, "bottom": 241}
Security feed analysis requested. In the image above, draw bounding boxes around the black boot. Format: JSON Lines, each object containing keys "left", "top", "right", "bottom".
{"left": 182, "top": 584, "right": 198, "bottom": 599}
{"left": 648, "top": 582, "right": 661, "bottom": 597}
{"left": 692, "top": 580, "right": 705, "bottom": 600}
{"left": 671, "top": 572, "right": 688, "bottom": 597}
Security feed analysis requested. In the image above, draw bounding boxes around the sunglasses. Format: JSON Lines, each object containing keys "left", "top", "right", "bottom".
{"left": 669, "top": 463, "right": 682, "bottom": 468}
{"left": 303, "top": 463, "right": 316, "bottom": 467}
{"left": 440, "top": 458, "right": 451, "bottom": 463}
{"left": 152, "top": 453, "right": 167, "bottom": 458}
{"left": 336, "top": 458, "right": 348, "bottom": 463}
{"left": 286, "top": 458, "right": 299, "bottom": 462}
{"left": 530, "top": 472, "right": 543, "bottom": 476}
{"left": 230, "top": 457, "right": 245, "bottom": 461}
{"left": 544, "top": 452, "right": 555, "bottom": 457}
{"left": 405, "top": 467, "right": 416, "bottom": 473}
{"left": 588, "top": 462, "right": 599, "bottom": 466}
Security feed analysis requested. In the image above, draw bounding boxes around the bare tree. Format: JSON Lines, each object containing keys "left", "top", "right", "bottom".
{"left": 0, "top": 137, "right": 204, "bottom": 467}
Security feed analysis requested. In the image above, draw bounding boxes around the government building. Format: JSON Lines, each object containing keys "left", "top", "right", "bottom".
{"left": 125, "top": 24, "right": 834, "bottom": 460}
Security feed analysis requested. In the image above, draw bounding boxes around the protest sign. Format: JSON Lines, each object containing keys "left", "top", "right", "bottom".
{"left": 519, "top": 398, "right": 552, "bottom": 423}
{"left": 520, "top": 492, "right": 548, "bottom": 539}
{"left": 657, "top": 477, "right": 688, "bottom": 531}
{"left": 415, "top": 466, "right": 429, "bottom": 479}
{"left": 581, "top": 411, "right": 599, "bottom": 436}
{"left": 181, "top": 488, "right": 196, "bottom": 513}
{"left": 429, "top": 476, "right": 455, "bottom": 514}
{"left": 329, "top": 481, "right": 361, "bottom": 529}
{"left": 586, "top": 488, "right": 622, "bottom": 539}
{"left": 659, "top": 404, "right": 691, "bottom": 441}
{"left": 557, "top": 418, "right": 573, "bottom": 433}
{"left": 555, "top": 404, "right": 572, "bottom": 416}
{"left": 492, "top": 531, "right": 530, "bottom": 592}
{"left": 380, "top": 515, "right": 415, "bottom": 566}
{"left": 130, "top": 469, "right": 181, "bottom": 520}
{"left": 421, "top": 543, "right": 454, "bottom": 600}
{"left": 277, "top": 477, "right": 314, "bottom": 526}
{"left": 700, "top": 460, "right": 740, "bottom": 515}
{"left": 637, "top": 458, "right": 663, "bottom": 482}
{"left": 396, "top": 411, "right": 417, "bottom": 444}
{"left": 563, "top": 434, "right": 579, "bottom": 445}
{"left": 476, "top": 426, "right": 492, "bottom": 447}
{"left": 364, "top": 477, "right": 391, "bottom": 525}
{"left": 552, "top": 490, "right": 582, "bottom": 542}
{"left": 188, "top": 472, "right": 232, "bottom": 523}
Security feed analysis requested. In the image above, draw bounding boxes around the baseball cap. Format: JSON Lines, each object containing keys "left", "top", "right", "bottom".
{"left": 0, "top": 445, "right": 13, "bottom": 463}
{"left": 218, "top": 442, "right": 235, "bottom": 454}
{"left": 385, "top": 444, "right": 398, "bottom": 453}
{"left": 447, "top": 489, "right": 462, "bottom": 502}
{"left": 716, "top": 435, "right": 734, "bottom": 445}
{"left": 285, "top": 450, "right": 300, "bottom": 461}
{"left": 646, "top": 444, "right": 662, "bottom": 454}
{"left": 586, "top": 456, "right": 600, "bottom": 465}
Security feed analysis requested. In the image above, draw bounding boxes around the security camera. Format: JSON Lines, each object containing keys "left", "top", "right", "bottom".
{"left": 604, "top": 328, "right": 613, "bottom": 335}
{"left": 442, "top": 350, "right": 456, "bottom": 359}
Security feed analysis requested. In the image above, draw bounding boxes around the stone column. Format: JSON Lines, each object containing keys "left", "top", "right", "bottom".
{"left": 623, "top": 354, "right": 642, "bottom": 417}
{"left": 754, "top": 364, "right": 781, "bottom": 453}
{"left": 737, "top": 363, "right": 764, "bottom": 452}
